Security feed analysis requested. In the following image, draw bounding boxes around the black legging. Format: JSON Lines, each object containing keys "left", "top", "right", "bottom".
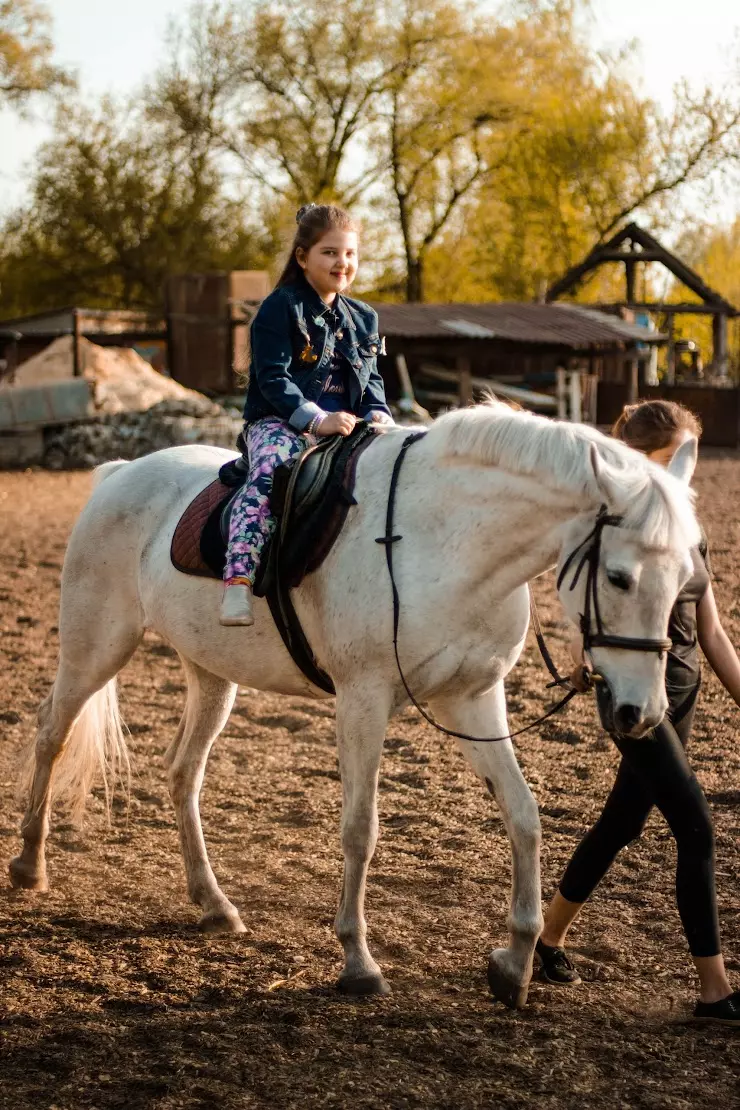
{"left": 558, "top": 681, "right": 720, "bottom": 958}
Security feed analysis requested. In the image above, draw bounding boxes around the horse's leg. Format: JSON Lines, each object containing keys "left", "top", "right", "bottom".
{"left": 334, "top": 683, "right": 390, "bottom": 996}
{"left": 167, "top": 659, "right": 243, "bottom": 934}
{"left": 163, "top": 707, "right": 189, "bottom": 769}
{"left": 10, "top": 621, "right": 141, "bottom": 891}
{"left": 430, "top": 683, "right": 542, "bottom": 1009}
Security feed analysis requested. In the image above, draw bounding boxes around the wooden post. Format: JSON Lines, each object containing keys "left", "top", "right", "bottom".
{"left": 626, "top": 356, "right": 639, "bottom": 404}
{"left": 712, "top": 313, "right": 729, "bottom": 381}
{"left": 457, "top": 355, "right": 473, "bottom": 407}
{"left": 568, "top": 371, "right": 582, "bottom": 422}
{"left": 583, "top": 374, "right": 598, "bottom": 424}
{"left": 72, "top": 309, "right": 81, "bottom": 377}
{"left": 395, "top": 354, "right": 415, "bottom": 403}
{"left": 556, "top": 367, "right": 567, "bottom": 420}
{"left": 625, "top": 259, "right": 636, "bottom": 305}
{"left": 665, "top": 313, "right": 675, "bottom": 385}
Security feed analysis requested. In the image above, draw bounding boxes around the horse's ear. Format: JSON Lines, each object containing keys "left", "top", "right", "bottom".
{"left": 589, "top": 442, "right": 621, "bottom": 507}
{"left": 667, "top": 436, "right": 698, "bottom": 485}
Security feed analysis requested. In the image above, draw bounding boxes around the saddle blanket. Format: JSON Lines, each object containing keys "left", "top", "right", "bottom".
{"left": 170, "top": 423, "right": 377, "bottom": 588}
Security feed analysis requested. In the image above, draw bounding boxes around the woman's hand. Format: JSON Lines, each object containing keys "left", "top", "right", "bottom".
{"left": 316, "top": 412, "right": 356, "bottom": 437}
{"left": 569, "top": 662, "right": 593, "bottom": 693}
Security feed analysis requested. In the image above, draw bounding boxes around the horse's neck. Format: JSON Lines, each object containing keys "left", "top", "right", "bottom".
{"left": 403, "top": 448, "right": 589, "bottom": 595}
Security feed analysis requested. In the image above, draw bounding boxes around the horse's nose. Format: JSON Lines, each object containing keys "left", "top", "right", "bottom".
{"left": 613, "top": 703, "right": 644, "bottom": 736}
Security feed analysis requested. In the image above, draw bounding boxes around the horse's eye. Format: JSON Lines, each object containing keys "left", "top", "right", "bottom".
{"left": 607, "top": 570, "right": 632, "bottom": 591}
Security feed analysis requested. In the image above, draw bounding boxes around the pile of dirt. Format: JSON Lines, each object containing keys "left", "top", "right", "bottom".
{"left": 3, "top": 336, "right": 243, "bottom": 468}
{"left": 7, "top": 335, "right": 218, "bottom": 416}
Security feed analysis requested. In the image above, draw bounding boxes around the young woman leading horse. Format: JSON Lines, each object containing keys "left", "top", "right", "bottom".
{"left": 9, "top": 398, "right": 700, "bottom": 1009}
{"left": 536, "top": 400, "right": 740, "bottom": 1025}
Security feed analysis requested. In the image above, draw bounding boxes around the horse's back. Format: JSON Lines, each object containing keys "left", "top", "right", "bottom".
{"left": 93, "top": 444, "right": 237, "bottom": 498}
{"left": 64, "top": 445, "right": 236, "bottom": 580}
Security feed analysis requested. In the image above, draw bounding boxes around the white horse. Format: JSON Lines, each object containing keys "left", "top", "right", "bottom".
{"left": 9, "top": 402, "right": 699, "bottom": 1008}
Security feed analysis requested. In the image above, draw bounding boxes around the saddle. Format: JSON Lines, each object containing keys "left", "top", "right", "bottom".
{"left": 170, "top": 423, "right": 378, "bottom": 692}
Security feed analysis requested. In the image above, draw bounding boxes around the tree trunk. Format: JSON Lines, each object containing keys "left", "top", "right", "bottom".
{"left": 405, "top": 258, "right": 423, "bottom": 302}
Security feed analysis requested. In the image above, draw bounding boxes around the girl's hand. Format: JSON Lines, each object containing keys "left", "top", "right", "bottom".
{"left": 316, "top": 412, "right": 356, "bottom": 437}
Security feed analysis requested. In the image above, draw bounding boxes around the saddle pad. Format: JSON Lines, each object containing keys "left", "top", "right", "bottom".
{"left": 171, "top": 478, "right": 231, "bottom": 577}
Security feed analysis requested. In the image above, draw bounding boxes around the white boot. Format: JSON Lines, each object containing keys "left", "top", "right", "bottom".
{"left": 220, "top": 583, "right": 255, "bottom": 627}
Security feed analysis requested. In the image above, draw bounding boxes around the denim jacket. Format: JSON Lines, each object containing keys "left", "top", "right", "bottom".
{"left": 243, "top": 277, "right": 392, "bottom": 430}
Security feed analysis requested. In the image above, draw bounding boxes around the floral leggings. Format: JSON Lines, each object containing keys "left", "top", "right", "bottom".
{"left": 224, "top": 416, "right": 313, "bottom": 586}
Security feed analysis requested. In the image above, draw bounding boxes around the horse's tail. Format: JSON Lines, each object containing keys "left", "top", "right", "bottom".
{"left": 19, "top": 680, "right": 130, "bottom": 826}
{"left": 93, "top": 459, "right": 129, "bottom": 488}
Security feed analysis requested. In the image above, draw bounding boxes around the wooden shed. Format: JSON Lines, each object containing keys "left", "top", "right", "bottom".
{"left": 370, "top": 300, "right": 663, "bottom": 418}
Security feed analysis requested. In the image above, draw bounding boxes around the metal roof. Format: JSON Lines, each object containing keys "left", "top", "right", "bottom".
{"left": 369, "top": 301, "right": 664, "bottom": 346}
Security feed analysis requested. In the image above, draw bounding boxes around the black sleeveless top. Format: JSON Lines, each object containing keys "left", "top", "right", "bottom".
{"left": 665, "top": 532, "right": 711, "bottom": 688}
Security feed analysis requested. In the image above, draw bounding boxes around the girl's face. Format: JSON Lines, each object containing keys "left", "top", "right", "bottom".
{"left": 645, "top": 428, "right": 695, "bottom": 469}
{"left": 297, "top": 230, "right": 358, "bottom": 303}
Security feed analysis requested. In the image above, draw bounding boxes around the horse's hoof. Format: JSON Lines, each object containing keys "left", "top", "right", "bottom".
{"left": 8, "top": 856, "right": 48, "bottom": 892}
{"left": 198, "top": 909, "right": 247, "bottom": 935}
{"left": 337, "top": 972, "right": 391, "bottom": 997}
{"left": 487, "top": 951, "right": 529, "bottom": 1010}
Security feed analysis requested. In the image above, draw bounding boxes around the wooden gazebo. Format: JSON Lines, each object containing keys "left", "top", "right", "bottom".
{"left": 546, "top": 222, "right": 737, "bottom": 382}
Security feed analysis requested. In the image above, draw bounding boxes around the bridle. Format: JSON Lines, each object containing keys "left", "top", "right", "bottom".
{"left": 378, "top": 432, "right": 670, "bottom": 745}
{"left": 556, "top": 505, "right": 672, "bottom": 659}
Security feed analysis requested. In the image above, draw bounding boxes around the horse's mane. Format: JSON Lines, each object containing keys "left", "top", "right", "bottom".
{"left": 428, "top": 401, "right": 700, "bottom": 550}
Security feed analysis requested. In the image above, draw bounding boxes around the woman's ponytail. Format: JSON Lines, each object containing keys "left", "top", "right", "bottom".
{"left": 611, "top": 400, "right": 702, "bottom": 453}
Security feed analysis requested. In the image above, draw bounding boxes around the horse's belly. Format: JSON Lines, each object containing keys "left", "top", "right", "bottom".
{"left": 140, "top": 542, "right": 330, "bottom": 698}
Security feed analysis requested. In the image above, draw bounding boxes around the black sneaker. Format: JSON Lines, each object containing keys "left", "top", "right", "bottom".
{"left": 535, "top": 938, "right": 581, "bottom": 986}
{"left": 692, "top": 990, "right": 740, "bottom": 1026}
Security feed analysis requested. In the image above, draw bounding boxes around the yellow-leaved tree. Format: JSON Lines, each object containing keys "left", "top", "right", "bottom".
{"left": 0, "top": 0, "right": 72, "bottom": 109}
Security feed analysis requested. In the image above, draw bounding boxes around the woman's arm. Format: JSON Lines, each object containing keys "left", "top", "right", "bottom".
{"left": 697, "top": 583, "right": 740, "bottom": 708}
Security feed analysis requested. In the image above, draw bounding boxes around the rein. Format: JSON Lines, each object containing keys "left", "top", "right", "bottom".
{"left": 378, "top": 432, "right": 672, "bottom": 745}
{"left": 376, "top": 432, "right": 578, "bottom": 745}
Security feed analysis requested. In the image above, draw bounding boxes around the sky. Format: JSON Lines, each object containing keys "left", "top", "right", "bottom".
{"left": 2, "top": 0, "right": 740, "bottom": 218}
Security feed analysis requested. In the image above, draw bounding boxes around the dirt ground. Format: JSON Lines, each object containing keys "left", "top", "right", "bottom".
{"left": 1, "top": 459, "right": 739, "bottom": 1110}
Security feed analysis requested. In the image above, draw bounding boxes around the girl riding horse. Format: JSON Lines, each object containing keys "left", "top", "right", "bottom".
{"left": 221, "top": 203, "right": 393, "bottom": 626}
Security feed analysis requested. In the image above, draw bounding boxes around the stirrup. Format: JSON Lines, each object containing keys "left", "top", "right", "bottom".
{"left": 220, "top": 584, "right": 254, "bottom": 626}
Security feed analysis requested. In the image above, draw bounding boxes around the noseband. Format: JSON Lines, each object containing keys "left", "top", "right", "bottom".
{"left": 556, "top": 506, "right": 672, "bottom": 659}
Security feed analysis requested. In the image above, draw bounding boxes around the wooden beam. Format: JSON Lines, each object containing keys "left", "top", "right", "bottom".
{"left": 547, "top": 222, "right": 738, "bottom": 312}
{"left": 418, "top": 362, "right": 558, "bottom": 410}
{"left": 712, "top": 314, "right": 729, "bottom": 380}
{"left": 594, "top": 302, "right": 734, "bottom": 317}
